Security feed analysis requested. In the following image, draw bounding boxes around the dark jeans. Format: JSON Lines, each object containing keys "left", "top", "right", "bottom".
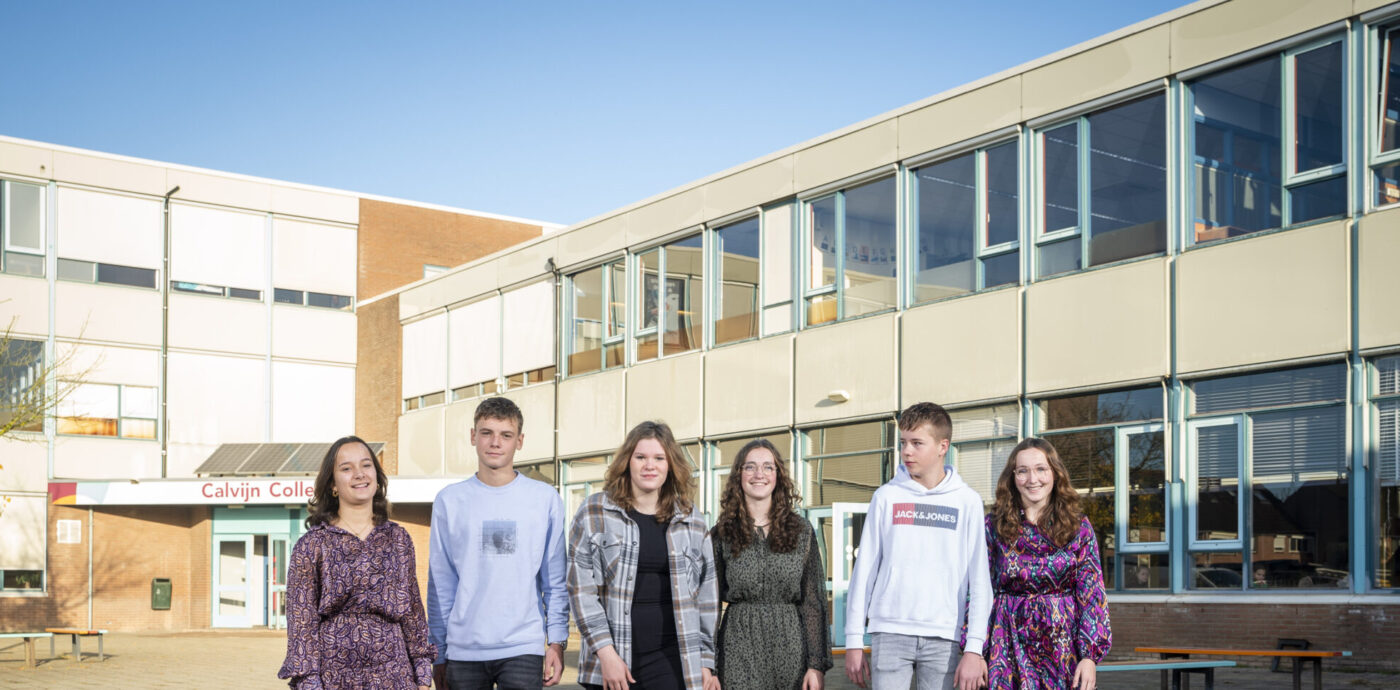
{"left": 445, "top": 655, "right": 544, "bottom": 690}
{"left": 581, "top": 644, "right": 684, "bottom": 690}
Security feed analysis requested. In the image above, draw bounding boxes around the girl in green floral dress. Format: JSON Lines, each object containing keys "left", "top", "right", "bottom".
{"left": 711, "top": 439, "right": 832, "bottom": 690}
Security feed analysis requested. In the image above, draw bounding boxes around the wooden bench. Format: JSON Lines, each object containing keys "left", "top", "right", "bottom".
{"left": 1136, "top": 646, "right": 1353, "bottom": 690}
{"left": 45, "top": 628, "right": 108, "bottom": 663}
{"left": 0, "top": 632, "right": 52, "bottom": 669}
{"left": 1099, "top": 659, "right": 1236, "bottom": 690}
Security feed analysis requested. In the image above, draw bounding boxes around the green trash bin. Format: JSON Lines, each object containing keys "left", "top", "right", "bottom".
{"left": 151, "top": 578, "right": 172, "bottom": 610}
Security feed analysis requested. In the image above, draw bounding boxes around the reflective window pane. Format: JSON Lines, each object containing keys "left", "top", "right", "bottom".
{"left": 914, "top": 155, "right": 975, "bottom": 303}
{"left": 608, "top": 263, "right": 626, "bottom": 340}
{"left": 842, "top": 177, "right": 897, "bottom": 318}
{"left": 664, "top": 235, "right": 704, "bottom": 356}
{"left": 1125, "top": 429, "right": 1166, "bottom": 543}
{"left": 5, "top": 182, "right": 44, "bottom": 251}
{"left": 1375, "top": 162, "right": 1400, "bottom": 207}
{"left": 3, "top": 252, "right": 44, "bottom": 277}
{"left": 308, "top": 292, "right": 351, "bottom": 310}
{"left": 1249, "top": 407, "right": 1348, "bottom": 589}
{"left": 1191, "top": 551, "right": 1244, "bottom": 590}
{"left": 982, "top": 250, "right": 1019, "bottom": 288}
{"left": 715, "top": 217, "right": 760, "bottom": 346}
{"left": 568, "top": 267, "right": 603, "bottom": 375}
{"left": 1087, "top": 94, "right": 1167, "bottom": 266}
{"left": 985, "top": 142, "right": 1019, "bottom": 247}
{"left": 809, "top": 196, "right": 837, "bottom": 291}
{"left": 58, "top": 258, "right": 95, "bottom": 282}
{"left": 97, "top": 263, "right": 157, "bottom": 289}
{"left": 1382, "top": 28, "right": 1400, "bottom": 153}
{"left": 1195, "top": 423, "right": 1240, "bottom": 541}
{"left": 1294, "top": 41, "right": 1343, "bottom": 172}
{"left": 1192, "top": 56, "right": 1282, "bottom": 241}
{"left": 1037, "top": 236, "right": 1080, "bottom": 278}
{"left": 274, "top": 288, "right": 303, "bottom": 305}
{"left": 1193, "top": 363, "right": 1345, "bottom": 414}
{"left": 1377, "top": 387, "right": 1400, "bottom": 588}
{"left": 1049, "top": 429, "right": 1115, "bottom": 582}
{"left": 806, "top": 293, "right": 836, "bottom": 326}
{"left": 1124, "top": 553, "right": 1170, "bottom": 590}
{"left": 1042, "top": 124, "right": 1080, "bottom": 232}
{"left": 1043, "top": 387, "right": 1163, "bottom": 430}
{"left": 1289, "top": 175, "right": 1345, "bottom": 224}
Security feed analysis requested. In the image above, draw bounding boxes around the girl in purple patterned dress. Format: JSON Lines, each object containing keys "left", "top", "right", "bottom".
{"left": 278, "top": 436, "right": 436, "bottom": 690}
{"left": 984, "top": 438, "right": 1110, "bottom": 690}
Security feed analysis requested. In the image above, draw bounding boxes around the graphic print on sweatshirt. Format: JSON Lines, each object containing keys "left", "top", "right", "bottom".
{"left": 482, "top": 520, "right": 517, "bottom": 556}
{"left": 891, "top": 502, "right": 959, "bottom": 530}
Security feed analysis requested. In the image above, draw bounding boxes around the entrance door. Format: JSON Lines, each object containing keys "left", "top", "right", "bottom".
{"left": 269, "top": 536, "right": 290, "bottom": 629}
{"left": 830, "top": 501, "right": 869, "bottom": 648}
{"left": 213, "top": 535, "right": 253, "bottom": 628}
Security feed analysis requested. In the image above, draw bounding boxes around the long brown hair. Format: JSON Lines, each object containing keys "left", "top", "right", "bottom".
{"left": 306, "top": 436, "right": 390, "bottom": 529}
{"left": 992, "top": 437, "right": 1082, "bottom": 547}
{"left": 603, "top": 421, "right": 696, "bottom": 523}
{"left": 713, "top": 439, "right": 803, "bottom": 555}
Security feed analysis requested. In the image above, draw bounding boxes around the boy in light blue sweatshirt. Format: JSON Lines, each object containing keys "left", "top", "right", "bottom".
{"left": 428, "top": 397, "right": 569, "bottom": 690}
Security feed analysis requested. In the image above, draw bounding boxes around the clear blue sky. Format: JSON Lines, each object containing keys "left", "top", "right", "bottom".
{"left": 4, "top": 0, "right": 1190, "bottom": 226}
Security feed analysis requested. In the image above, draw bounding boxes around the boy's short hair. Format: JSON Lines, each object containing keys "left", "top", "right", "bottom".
{"left": 898, "top": 402, "right": 952, "bottom": 442}
{"left": 473, "top": 397, "right": 523, "bottom": 433}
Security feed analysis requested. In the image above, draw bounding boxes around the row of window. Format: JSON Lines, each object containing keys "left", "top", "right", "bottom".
{"left": 529, "top": 357, "right": 1397, "bottom": 593}
{"left": 556, "top": 29, "right": 1389, "bottom": 373}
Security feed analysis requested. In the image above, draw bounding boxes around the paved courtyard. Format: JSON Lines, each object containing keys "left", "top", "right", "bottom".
{"left": 1, "top": 631, "right": 1395, "bottom": 689}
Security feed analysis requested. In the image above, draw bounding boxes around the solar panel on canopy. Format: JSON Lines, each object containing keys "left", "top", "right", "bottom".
{"left": 194, "top": 444, "right": 260, "bottom": 475}
{"left": 238, "top": 443, "right": 300, "bottom": 473}
{"left": 280, "top": 443, "right": 332, "bottom": 474}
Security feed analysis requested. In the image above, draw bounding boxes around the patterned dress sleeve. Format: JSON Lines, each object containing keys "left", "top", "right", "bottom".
{"left": 797, "top": 524, "right": 833, "bottom": 672}
{"left": 394, "top": 525, "right": 437, "bottom": 687}
{"left": 1072, "top": 516, "right": 1112, "bottom": 663}
{"left": 277, "top": 533, "right": 324, "bottom": 690}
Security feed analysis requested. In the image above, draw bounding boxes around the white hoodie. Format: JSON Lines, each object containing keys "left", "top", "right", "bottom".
{"left": 844, "top": 464, "right": 992, "bottom": 655}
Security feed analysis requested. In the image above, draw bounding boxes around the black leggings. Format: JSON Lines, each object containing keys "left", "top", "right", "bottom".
{"left": 584, "top": 644, "right": 685, "bottom": 690}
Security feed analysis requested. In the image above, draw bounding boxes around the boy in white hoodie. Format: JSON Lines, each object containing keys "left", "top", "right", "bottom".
{"left": 844, "top": 402, "right": 991, "bottom": 690}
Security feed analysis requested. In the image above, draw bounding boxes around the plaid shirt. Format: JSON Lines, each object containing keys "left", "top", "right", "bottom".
{"left": 567, "top": 492, "right": 717, "bottom": 690}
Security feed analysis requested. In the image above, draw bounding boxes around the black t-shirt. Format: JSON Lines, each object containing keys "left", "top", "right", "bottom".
{"left": 628, "top": 508, "right": 677, "bottom": 652}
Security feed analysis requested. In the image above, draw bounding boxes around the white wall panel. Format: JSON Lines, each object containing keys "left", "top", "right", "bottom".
{"left": 502, "top": 281, "right": 554, "bottom": 375}
{"left": 272, "top": 218, "right": 356, "bottom": 295}
{"left": 503, "top": 383, "right": 556, "bottom": 463}
{"left": 272, "top": 361, "right": 354, "bottom": 442}
{"left": 444, "top": 400, "right": 479, "bottom": 476}
{"left": 0, "top": 440, "right": 47, "bottom": 492}
{"left": 56, "top": 282, "right": 162, "bottom": 346}
{"left": 55, "top": 343, "right": 159, "bottom": 387}
{"left": 398, "top": 407, "right": 445, "bottom": 476}
{"left": 557, "top": 369, "right": 626, "bottom": 456}
{"left": 170, "top": 295, "right": 267, "bottom": 356}
{"left": 0, "top": 274, "right": 50, "bottom": 338}
{"left": 55, "top": 187, "right": 162, "bottom": 268}
{"left": 53, "top": 436, "right": 161, "bottom": 480}
{"left": 272, "top": 306, "right": 356, "bottom": 364}
{"left": 762, "top": 204, "right": 793, "bottom": 306}
{"left": 171, "top": 204, "right": 267, "bottom": 290}
{"left": 402, "top": 313, "right": 448, "bottom": 398}
{"left": 167, "top": 352, "right": 266, "bottom": 451}
{"left": 449, "top": 297, "right": 501, "bottom": 388}
{"left": 0, "top": 495, "right": 45, "bottom": 570}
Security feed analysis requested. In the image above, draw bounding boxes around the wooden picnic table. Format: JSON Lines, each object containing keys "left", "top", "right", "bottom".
{"left": 1099, "top": 659, "right": 1236, "bottom": 690}
{"left": 1136, "top": 646, "right": 1353, "bottom": 690}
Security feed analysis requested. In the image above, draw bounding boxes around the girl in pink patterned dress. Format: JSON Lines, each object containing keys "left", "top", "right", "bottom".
{"left": 278, "top": 436, "right": 436, "bottom": 690}
{"left": 984, "top": 438, "right": 1110, "bottom": 690}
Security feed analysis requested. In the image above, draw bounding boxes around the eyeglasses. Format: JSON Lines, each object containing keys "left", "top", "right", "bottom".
{"left": 1014, "top": 467, "right": 1052, "bottom": 480}
{"left": 741, "top": 463, "right": 777, "bottom": 476}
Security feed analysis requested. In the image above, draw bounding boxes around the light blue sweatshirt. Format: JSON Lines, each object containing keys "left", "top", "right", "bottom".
{"left": 427, "top": 473, "right": 569, "bottom": 663}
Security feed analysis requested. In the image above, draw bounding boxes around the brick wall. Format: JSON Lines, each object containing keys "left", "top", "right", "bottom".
{"left": 357, "top": 294, "right": 402, "bottom": 473}
{"left": 1111, "top": 601, "right": 1400, "bottom": 672}
{"left": 394, "top": 503, "right": 432, "bottom": 605}
{"left": 356, "top": 198, "right": 545, "bottom": 300}
{"left": 1, "top": 504, "right": 211, "bottom": 632}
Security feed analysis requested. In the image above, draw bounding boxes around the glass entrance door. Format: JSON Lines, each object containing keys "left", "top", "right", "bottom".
{"left": 213, "top": 535, "right": 253, "bottom": 628}
{"left": 830, "top": 501, "right": 869, "bottom": 648}
{"left": 269, "top": 536, "right": 290, "bottom": 629}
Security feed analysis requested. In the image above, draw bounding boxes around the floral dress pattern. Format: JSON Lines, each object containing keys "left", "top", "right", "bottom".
{"left": 984, "top": 514, "right": 1111, "bottom": 690}
{"left": 277, "top": 521, "right": 436, "bottom": 689}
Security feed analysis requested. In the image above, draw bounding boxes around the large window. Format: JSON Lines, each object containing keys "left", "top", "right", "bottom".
{"left": 58, "top": 258, "right": 158, "bottom": 290}
{"left": 1373, "top": 356, "right": 1400, "bottom": 589}
{"left": 57, "top": 383, "right": 158, "bottom": 439}
{"left": 1187, "top": 364, "right": 1349, "bottom": 590}
{"left": 566, "top": 261, "right": 625, "bottom": 375}
{"left": 1376, "top": 26, "right": 1400, "bottom": 206}
{"left": 948, "top": 403, "right": 1021, "bottom": 506}
{"left": 637, "top": 235, "right": 704, "bottom": 361}
{"left": 1036, "top": 93, "right": 1168, "bottom": 278}
{"left": 1039, "top": 386, "right": 1167, "bottom": 591}
{"left": 0, "top": 338, "right": 44, "bottom": 433}
{"left": 802, "top": 420, "right": 894, "bottom": 508}
{"left": 912, "top": 141, "right": 1020, "bottom": 303}
{"left": 713, "top": 217, "right": 760, "bottom": 346}
{"left": 804, "top": 176, "right": 897, "bottom": 325}
{"left": 1192, "top": 39, "right": 1345, "bottom": 242}
{"left": 1, "top": 180, "right": 45, "bottom": 277}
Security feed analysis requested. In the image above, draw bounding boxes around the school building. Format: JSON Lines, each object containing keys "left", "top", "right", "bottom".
{"left": 0, "top": 134, "right": 560, "bottom": 631}
{"left": 3, "top": 0, "right": 1400, "bottom": 672}
{"left": 378, "top": 0, "right": 1400, "bottom": 670}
